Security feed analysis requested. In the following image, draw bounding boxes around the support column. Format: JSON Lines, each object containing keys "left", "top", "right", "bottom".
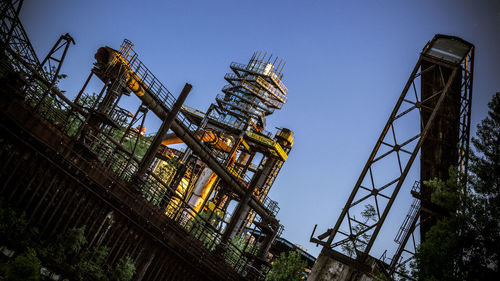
{"left": 134, "top": 83, "right": 192, "bottom": 183}
{"left": 187, "top": 167, "right": 216, "bottom": 212}
{"left": 259, "top": 221, "right": 279, "bottom": 256}
{"left": 228, "top": 156, "right": 278, "bottom": 239}
{"left": 220, "top": 170, "right": 262, "bottom": 244}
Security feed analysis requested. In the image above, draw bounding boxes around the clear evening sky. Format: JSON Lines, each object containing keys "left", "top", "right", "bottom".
{"left": 21, "top": 0, "right": 500, "bottom": 258}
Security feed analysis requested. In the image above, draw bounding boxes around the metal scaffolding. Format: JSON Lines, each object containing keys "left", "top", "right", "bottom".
{"left": 309, "top": 34, "right": 474, "bottom": 280}
{"left": 1, "top": 2, "right": 295, "bottom": 277}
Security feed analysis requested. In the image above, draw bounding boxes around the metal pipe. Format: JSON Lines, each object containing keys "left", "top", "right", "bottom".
{"left": 94, "top": 47, "right": 276, "bottom": 222}
{"left": 135, "top": 83, "right": 192, "bottom": 181}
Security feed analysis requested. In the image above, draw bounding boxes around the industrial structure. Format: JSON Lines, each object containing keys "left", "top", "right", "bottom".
{"left": 308, "top": 35, "right": 474, "bottom": 280}
{"left": 0, "top": 1, "right": 294, "bottom": 280}
{"left": 1, "top": 1, "right": 478, "bottom": 280}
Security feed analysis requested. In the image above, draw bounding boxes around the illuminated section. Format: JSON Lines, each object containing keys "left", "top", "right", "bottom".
{"left": 214, "top": 52, "right": 288, "bottom": 131}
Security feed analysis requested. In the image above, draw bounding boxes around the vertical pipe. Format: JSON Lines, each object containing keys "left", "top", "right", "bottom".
{"left": 51, "top": 188, "right": 79, "bottom": 235}
{"left": 275, "top": 59, "right": 283, "bottom": 74}
{"left": 279, "top": 61, "right": 286, "bottom": 75}
{"left": 221, "top": 170, "right": 262, "bottom": 244}
{"left": 136, "top": 246, "right": 158, "bottom": 281}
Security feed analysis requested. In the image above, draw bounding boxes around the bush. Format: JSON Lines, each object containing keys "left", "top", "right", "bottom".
{"left": 266, "top": 251, "right": 306, "bottom": 281}
{"left": 110, "top": 256, "right": 136, "bottom": 281}
{"left": 5, "top": 248, "right": 41, "bottom": 281}
{"left": 0, "top": 200, "right": 37, "bottom": 252}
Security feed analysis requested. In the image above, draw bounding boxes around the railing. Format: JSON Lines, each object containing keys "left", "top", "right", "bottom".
{"left": 394, "top": 198, "right": 420, "bottom": 244}
{"left": 411, "top": 181, "right": 421, "bottom": 194}
{"left": 221, "top": 84, "right": 281, "bottom": 111}
{"left": 114, "top": 42, "right": 285, "bottom": 277}
{"left": 207, "top": 110, "right": 246, "bottom": 130}
{"left": 255, "top": 76, "right": 287, "bottom": 104}
{"left": 215, "top": 94, "right": 265, "bottom": 117}
{"left": 9, "top": 64, "right": 86, "bottom": 139}
{"left": 0, "top": 26, "right": 289, "bottom": 279}
{"left": 261, "top": 196, "right": 280, "bottom": 216}
{"left": 118, "top": 40, "right": 176, "bottom": 108}
{"left": 224, "top": 73, "right": 287, "bottom": 105}
{"left": 269, "top": 72, "right": 287, "bottom": 95}
{"left": 115, "top": 41, "right": 256, "bottom": 188}
{"left": 230, "top": 61, "right": 288, "bottom": 96}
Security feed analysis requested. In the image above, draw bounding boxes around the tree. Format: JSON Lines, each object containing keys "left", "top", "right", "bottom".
{"left": 414, "top": 93, "right": 500, "bottom": 281}
{"left": 266, "top": 251, "right": 307, "bottom": 281}
{"left": 414, "top": 170, "right": 462, "bottom": 281}
{"left": 465, "top": 92, "right": 500, "bottom": 279}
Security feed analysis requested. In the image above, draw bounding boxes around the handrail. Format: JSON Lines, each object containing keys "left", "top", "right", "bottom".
{"left": 225, "top": 73, "right": 287, "bottom": 104}
{"left": 222, "top": 82, "right": 283, "bottom": 109}
{"left": 230, "top": 62, "right": 288, "bottom": 95}
{"left": 217, "top": 92, "right": 275, "bottom": 115}
{"left": 215, "top": 94, "right": 266, "bottom": 117}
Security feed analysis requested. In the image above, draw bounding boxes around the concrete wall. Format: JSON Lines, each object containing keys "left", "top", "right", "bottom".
{"left": 307, "top": 249, "right": 379, "bottom": 281}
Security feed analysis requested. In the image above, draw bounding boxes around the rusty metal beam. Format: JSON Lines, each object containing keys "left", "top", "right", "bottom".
{"left": 135, "top": 83, "right": 192, "bottom": 181}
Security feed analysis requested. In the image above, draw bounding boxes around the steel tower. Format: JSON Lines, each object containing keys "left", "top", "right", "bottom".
{"left": 308, "top": 34, "right": 474, "bottom": 280}
{"left": 214, "top": 52, "right": 287, "bottom": 132}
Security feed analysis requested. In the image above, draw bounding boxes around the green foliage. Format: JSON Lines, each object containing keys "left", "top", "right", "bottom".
{"left": 427, "top": 167, "right": 461, "bottom": 212}
{"left": 266, "top": 251, "right": 306, "bottom": 281}
{"left": 231, "top": 233, "right": 258, "bottom": 254}
{"left": 110, "top": 257, "right": 136, "bottom": 281}
{"left": 0, "top": 200, "right": 136, "bottom": 281}
{"left": 5, "top": 248, "right": 41, "bottom": 281}
{"left": 60, "top": 226, "right": 87, "bottom": 256}
{"left": 70, "top": 246, "right": 109, "bottom": 281}
{"left": 44, "top": 227, "right": 136, "bottom": 281}
{"left": 414, "top": 93, "right": 500, "bottom": 281}
{"left": 415, "top": 218, "right": 459, "bottom": 281}
{"left": 155, "top": 158, "right": 180, "bottom": 185}
{"left": 78, "top": 92, "right": 99, "bottom": 110}
{"left": 110, "top": 126, "right": 154, "bottom": 161}
{"left": 463, "top": 92, "right": 500, "bottom": 280}
{"left": 0, "top": 200, "right": 37, "bottom": 252}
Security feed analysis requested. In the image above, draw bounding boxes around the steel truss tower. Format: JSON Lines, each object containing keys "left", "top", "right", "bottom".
{"left": 0, "top": 0, "right": 40, "bottom": 70}
{"left": 1, "top": 0, "right": 74, "bottom": 103}
{"left": 309, "top": 34, "right": 474, "bottom": 280}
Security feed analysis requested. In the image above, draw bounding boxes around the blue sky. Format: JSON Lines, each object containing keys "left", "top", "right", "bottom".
{"left": 21, "top": 0, "right": 500, "bottom": 258}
